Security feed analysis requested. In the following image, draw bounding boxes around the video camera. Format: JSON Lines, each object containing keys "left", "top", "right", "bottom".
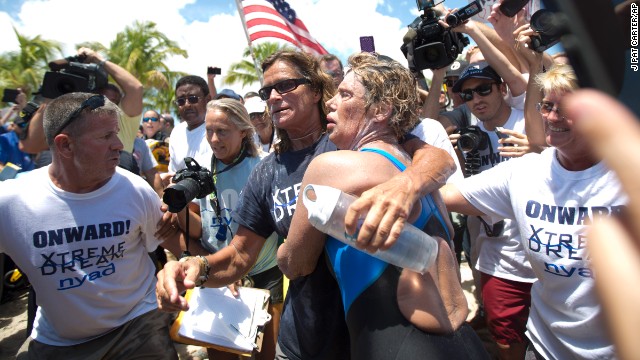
{"left": 528, "top": 9, "right": 568, "bottom": 53}
{"left": 401, "top": 0, "right": 483, "bottom": 71}
{"left": 40, "top": 55, "right": 108, "bottom": 99}
{"left": 163, "top": 157, "right": 215, "bottom": 213}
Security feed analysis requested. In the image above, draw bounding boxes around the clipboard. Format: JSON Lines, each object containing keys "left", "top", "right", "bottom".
{"left": 170, "top": 286, "right": 271, "bottom": 356}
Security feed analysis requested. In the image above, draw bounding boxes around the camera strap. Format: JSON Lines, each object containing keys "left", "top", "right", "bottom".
{"left": 208, "top": 145, "right": 249, "bottom": 236}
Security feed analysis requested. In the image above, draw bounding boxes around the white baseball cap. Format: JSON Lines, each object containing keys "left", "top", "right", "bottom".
{"left": 244, "top": 96, "right": 267, "bottom": 115}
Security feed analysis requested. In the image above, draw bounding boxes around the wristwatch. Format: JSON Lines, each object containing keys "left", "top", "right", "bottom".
{"left": 18, "top": 101, "right": 40, "bottom": 123}
{"left": 179, "top": 255, "right": 210, "bottom": 287}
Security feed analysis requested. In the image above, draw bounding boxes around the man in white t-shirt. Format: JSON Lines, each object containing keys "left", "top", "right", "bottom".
{"left": 449, "top": 62, "right": 536, "bottom": 359}
{"left": 2, "top": 93, "right": 182, "bottom": 359}
{"left": 168, "top": 75, "right": 213, "bottom": 174}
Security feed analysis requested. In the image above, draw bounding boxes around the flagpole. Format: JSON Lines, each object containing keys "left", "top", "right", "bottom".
{"left": 235, "top": 0, "right": 264, "bottom": 84}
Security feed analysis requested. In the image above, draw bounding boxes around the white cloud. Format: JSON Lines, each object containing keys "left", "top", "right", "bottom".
{"left": 293, "top": 0, "right": 408, "bottom": 63}
{"left": 0, "top": 0, "right": 416, "bottom": 94}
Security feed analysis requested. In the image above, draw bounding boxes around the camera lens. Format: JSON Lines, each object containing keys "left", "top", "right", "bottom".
{"left": 458, "top": 133, "right": 479, "bottom": 153}
{"left": 445, "top": 14, "right": 459, "bottom": 27}
{"left": 163, "top": 178, "right": 201, "bottom": 213}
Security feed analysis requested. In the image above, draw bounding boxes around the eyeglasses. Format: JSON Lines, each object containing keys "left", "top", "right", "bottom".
{"left": 479, "top": 218, "right": 505, "bottom": 238}
{"left": 459, "top": 83, "right": 495, "bottom": 102}
{"left": 258, "top": 78, "right": 311, "bottom": 101}
{"left": 174, "top": 95, "right": 202, "bottom": 107}
{"left": 55, "top": 95, "right": 105, "bottom": 136}
{"left": 249, "top": 113, "right": 265, "bottom": 121}
{"left": 142, "top": 117, "right": 159, "bottom": 122}
{"left": 536, "top": 102, "right": 565, "bottom": 119}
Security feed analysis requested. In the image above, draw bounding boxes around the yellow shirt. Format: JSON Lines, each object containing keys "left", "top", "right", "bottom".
{"left": 118, "top": 112, "right": 141, "bottom": 152}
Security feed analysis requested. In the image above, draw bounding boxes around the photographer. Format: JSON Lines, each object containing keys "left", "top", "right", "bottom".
{"left": 447, "top": 62, "right": 536, "bottom": 360}
{"left": 19, "top": 47, "right": 144, "bottom": 173}
{"left": 163, "top": 99, "right": 282, "bottom": 360}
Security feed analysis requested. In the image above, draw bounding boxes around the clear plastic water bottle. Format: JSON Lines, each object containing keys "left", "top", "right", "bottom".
{"left": 302, "top": 184, "right": 439, "bottom": 274}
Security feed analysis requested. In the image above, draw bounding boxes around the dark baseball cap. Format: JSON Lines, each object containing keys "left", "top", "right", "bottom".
{"left": 445, "top": 60, "right": 468, "bottom": 78}
{"left": 452, "top": 62, "right": 502, "bottom": 93}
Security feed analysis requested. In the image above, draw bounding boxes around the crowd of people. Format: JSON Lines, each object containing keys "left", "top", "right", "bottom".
{"left": 0, "top": 1, "right": 638, "bottom": 359}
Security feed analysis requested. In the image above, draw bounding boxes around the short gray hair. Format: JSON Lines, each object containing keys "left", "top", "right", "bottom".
{"left": 43, "top": 92, "right": 121, "bottom": 147}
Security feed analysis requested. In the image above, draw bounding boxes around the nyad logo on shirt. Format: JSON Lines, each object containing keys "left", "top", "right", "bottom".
{"left": 32, "top": 220, "right": 131, "bottom": 291}
{"left": 524, "top": 200, "right": 626, "bottom": 279}
{"left": 272, "top": 183, "right": 302, "bottom": 222}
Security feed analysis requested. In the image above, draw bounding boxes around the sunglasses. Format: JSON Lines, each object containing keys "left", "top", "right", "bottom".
{"left": 459, "top": 83, "right": 495, "bottom": 102}
{"left": 142, "top": 117, "right": 159, "bottom": 123}
{"left": 536, "top": 102, "right": 566, "bottom": 119}
{"left": 481, "top": 219, "right": 505, "bottom": 238}
{"left": 249, "top": 112, "right": 265, "bottom": 120}
{"left": 55, "top": 95, "right": 105, "bottom": 136}
{"left": 174, "top": 95, "right": 202, "bottom": 107}
{"left": 258, "top": 78, "right": 311, "bottom": 101}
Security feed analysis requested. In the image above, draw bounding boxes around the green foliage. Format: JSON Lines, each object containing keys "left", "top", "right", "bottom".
{"left": 0, "top": 27, "right": 63, "bottom": 96}
{"left": 0, "top": 22, "right": 187, "bottom": 116}
{"left": 221, "top": 41, "right": 294, "bottom": 88}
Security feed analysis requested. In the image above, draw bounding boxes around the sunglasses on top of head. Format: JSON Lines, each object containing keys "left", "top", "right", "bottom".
{"left": 55, "top": 95, "right": 106, "bottom": 136}
{"left": 258, "top": 78, "right": 311, "bottom": 101}
{"left": 458, "top": 83, "right": 496, "bottom": 102}
{"left": 174, "top": 95, "right": 202, "bottom": 107}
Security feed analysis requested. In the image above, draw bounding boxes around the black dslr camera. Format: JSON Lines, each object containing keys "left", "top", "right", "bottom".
{"left": 163, "top": 158, "right": 215, "bottom": 213}
{"left": 40, "top": 55, "right": 108, "bottom": 99}
{"left": 401, "top": 0, "right": 483, "bottom": 71}
{"left": 457, "top": 125, "right": 489, "bottom": 153}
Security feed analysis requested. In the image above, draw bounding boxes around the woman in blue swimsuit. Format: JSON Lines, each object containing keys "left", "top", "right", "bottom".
{"left": 279, "top": 53, "right": 489, "bottom": 360}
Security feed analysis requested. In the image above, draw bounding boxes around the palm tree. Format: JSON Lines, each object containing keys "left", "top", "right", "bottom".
{"left": 78, "top": 21, "right": 188, "bottom": 96}
{"left": 0, "top": 27, "right": 63, "bottom": 96}
{"left": 75, "top": 21, "right": 189, "bottom": 115}
{"left": 1, "top": 21, "right": 187, "bottom": 114}
{"left": 145, "top": 70, "right": 187, "bottom": 114}
{"left": 221, "top": 41, "right": 294, "bottom": 87}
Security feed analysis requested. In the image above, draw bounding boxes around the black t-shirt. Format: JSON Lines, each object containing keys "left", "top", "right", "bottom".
{"left": 234, "top": 134, "right": 349, "bottom": 360}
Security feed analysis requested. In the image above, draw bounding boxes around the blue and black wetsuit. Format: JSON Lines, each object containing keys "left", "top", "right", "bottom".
{"left": 324, "top": 148, "right": 489, "bottom": 360}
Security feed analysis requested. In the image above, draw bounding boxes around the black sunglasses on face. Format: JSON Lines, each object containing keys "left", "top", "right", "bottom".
{"left": 142, "top": 117, "right": 159, "bottom": 122}
{"left": 55, "top": 95, "right": 106, "bottom": 136}
{"left": 459, "top": 83, "right": 495, "bottom": 102}
{"left": 258, "top": 78, "right": 311, "bottom": 101}
{"left": 174, "top": 95, "right": 202, "bottom": 107}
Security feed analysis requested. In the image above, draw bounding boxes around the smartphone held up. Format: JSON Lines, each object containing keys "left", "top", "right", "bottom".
{"left": 2, "top": 89, "right": 19, "bottom": 103}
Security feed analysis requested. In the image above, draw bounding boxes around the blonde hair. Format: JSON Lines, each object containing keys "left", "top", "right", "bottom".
{"left": 206, "top": 98, "right": 259, "bottom": 158}
{"left": 347, "top": 52, "right": 420, "bottom": 139}
{"left": 535, "top": 63, "right": 578, "bottom": 96}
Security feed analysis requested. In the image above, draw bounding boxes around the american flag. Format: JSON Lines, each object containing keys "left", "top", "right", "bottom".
{"left": 241, "top": 0, "right": 328, "bottom": 56}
